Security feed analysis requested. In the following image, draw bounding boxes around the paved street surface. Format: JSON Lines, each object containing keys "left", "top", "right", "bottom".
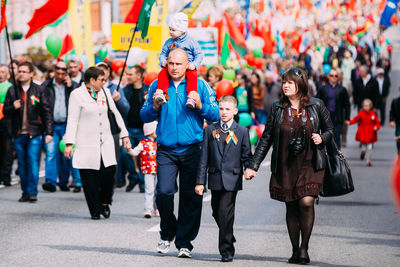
{"left": 1, "top": 33, "right": 400, "bottom": 267}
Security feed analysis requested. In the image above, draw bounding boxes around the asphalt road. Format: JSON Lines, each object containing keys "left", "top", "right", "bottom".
{"left": 1, "top": 31, "right": 400, "bottom": 267}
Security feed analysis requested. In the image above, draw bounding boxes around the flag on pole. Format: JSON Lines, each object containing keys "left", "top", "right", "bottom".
{"left": 137, "top": 0, "right": 156, "bottom": 39}
{"left": 223, "top": 12, "right": 247, "bottom": 56}
{"left": 0, "top": 0, "right": 7, "bottom": 33}
{"left": 124, "top": 0, "right": 144, "bottom": 23}
{"left": 0, "top": 81, "right": 12, "bottom": 120}
{"left": 379, "top": 0, "right": 400, "bottom": 28}
{"left": 25, "top": 0, "right": 69, "bottom": 38}
{"left": 220, "top": 32, "right": 229, "bottom": 66}
{"left": 181, "top": 0, "right": 202, "bottom": 19}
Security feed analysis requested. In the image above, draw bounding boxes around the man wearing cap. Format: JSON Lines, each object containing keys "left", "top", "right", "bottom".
{"left": 375, "top": 67, "right": 390, "bottom": 126}
{"left": 41, "top": 61, "right": 81, "bottom": 193}
{"left": 141, "top": 48, "right": 219, "bottom": 258}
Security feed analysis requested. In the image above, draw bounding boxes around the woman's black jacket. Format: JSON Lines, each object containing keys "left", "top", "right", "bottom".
{"left": 248, "top": 97, "right": 334, "bottom": 174}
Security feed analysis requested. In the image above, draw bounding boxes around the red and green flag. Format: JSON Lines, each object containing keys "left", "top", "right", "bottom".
{"left": 0, "top": 0, "right": 7, "bottom": 33}
{"left": 25, "top": 0, "right": 69, "bottom": 38}
{"left": 223, "top": 12, "right": 247, "bottom": 56}
{"left": 58, "top": 34, "right": 74, "bottom": 58}
{"left": 220, "top": 32, "right": 230, "bottom": 66}
{"left": 136, "top": 0, "right": 155, "bottom": 39}
{"left": 124, "top": 0, "right": 144, "bottom": 23}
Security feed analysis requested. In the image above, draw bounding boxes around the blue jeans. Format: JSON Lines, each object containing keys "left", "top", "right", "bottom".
{"left": 14, "top": 134, "right": 42, "bottom": 195}
{"left": 45, "top": 124, "right": 81, "bottom": 187}
{"left": 117, "top": 127, "right": 144, "bottom": 189}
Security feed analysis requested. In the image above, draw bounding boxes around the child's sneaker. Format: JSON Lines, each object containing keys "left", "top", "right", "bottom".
{"left": 360, "top": 151, "right": 365, "bottom": 160}
{"left": 155, "top": 93, "right": 167, "bottom": 106}
{"left": 367, "top": 161, "right": 372, "bottom": 167}
{"left": 144, "top": 211, "right": 152, "bottom": 218}
{"left": 186, "top": 98, "right": 196, "bottom": 108}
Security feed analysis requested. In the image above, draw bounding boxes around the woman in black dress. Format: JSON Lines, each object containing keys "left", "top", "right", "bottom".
{"left": 245, "top": 68, "right": 334, "bottom": 264}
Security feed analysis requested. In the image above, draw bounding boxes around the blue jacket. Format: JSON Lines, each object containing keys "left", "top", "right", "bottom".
{"left": 107, "top": 81, "right": 130, "bottom": 119}
{"left": 159, "top": 33, "right": 203, "bottom": 69}
{"left": 140, "top": 78, "right": 219, "bottom": 152}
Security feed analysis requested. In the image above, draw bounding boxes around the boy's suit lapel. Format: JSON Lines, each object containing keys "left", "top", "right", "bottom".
{"left": 212, "top": 123, "right": 224, "bottom": 157}
{"left": 223, "top": 120, "right": 238, "bottom": 157}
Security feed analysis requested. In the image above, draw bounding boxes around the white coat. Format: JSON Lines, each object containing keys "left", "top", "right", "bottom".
{"left": 64, "top": 84, "right": 128, "bottom": 170}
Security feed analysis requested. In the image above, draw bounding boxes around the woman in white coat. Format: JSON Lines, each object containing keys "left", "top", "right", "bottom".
{"left": 64, "top": 67, "right": 131, "bottom": 220}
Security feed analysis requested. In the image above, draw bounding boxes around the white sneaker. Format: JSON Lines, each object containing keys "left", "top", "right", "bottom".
{"left": 178, "top": 248, "right": 192, "bottom": 258}
{"left": 157, "top": 239, "right": 170, "bottom": 254}
{"left": 154, "top": 93, "right": 167, "bottom": 106}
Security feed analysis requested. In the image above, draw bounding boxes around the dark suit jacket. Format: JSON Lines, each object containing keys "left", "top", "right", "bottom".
{"left": 353, "top": 77, "right": 380, "bottom": 109}
{"left": 196, "top": 120, "right": 252, "bottom": 191}
{"left": 316, "top": 83, "right": 350, "bottom": 124}
{"left": 390, "top": 97, "right": 400, "bottom": 125}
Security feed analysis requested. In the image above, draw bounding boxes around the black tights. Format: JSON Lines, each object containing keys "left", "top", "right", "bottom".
{"left": 285, "top": 196, "right": 315, "bottom": 258}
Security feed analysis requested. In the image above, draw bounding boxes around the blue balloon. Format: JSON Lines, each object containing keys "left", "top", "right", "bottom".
{"left": 322, "top": 64, "right": 331, "bottom": 75}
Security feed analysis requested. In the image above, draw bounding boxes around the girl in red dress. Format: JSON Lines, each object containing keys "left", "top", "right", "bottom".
{"left": 347, "top": 99, "right": 381, "bottom": 166}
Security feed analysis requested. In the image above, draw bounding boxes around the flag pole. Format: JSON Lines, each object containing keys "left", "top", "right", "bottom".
{"left": 5, "top": 25, "right": 17, "bottom": 87}
{"left": 116, "top": 23, "right": 139, "bottom": 92}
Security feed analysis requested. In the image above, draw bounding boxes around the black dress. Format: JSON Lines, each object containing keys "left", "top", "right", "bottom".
{"left": 270, "top": 107, "right": 324, "bottom": 202}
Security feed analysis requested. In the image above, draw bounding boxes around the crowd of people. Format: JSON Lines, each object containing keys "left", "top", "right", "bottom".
{"left": 0, "top": 8, "right": 397, "bottom": 265}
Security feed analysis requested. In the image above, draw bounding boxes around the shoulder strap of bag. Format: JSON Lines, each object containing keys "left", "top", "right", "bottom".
{"left": 102, "top": 87, "right": 112, "bottom": 112}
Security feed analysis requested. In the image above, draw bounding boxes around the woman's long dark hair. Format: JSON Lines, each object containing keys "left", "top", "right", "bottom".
{"left": 279, "top": 68, "right": 311, "bottom": 108}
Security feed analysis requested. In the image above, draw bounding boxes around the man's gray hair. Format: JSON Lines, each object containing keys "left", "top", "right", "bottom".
{"left": 67, "top": 55, "right": 80, "bottom": 64}
{"left": 0, "top": 64, "right": 9, "bottom": 70}
{"left": 360, "top": 65, "right": 369, "bottom": 73}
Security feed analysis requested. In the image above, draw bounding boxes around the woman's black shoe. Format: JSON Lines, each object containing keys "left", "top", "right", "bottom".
{"left": 299, "top": 256, "right": 310, "bottom": 265}
{"left": 288, "top": 249, "right": 300, "bottom": 264}
{"left": 101, "top": 205, "right": 111, "bottom": 218}
{"left": 91, "top": 214, "right": 100, "bottom": 220}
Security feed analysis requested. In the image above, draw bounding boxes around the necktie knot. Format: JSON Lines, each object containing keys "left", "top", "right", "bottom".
{"left": 222, "top": 123, "right": 228, "bottom": 131}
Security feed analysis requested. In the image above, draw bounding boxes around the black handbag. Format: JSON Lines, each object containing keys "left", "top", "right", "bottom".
{"left": 102, "top": 88, "right": 121, "bottom": 135}
{"left": 320, "top": 139, "right": 354, "bottom": 197}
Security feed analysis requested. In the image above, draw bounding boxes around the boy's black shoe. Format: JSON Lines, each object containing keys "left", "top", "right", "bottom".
{"left": 18, "top": 194, "right": 30, "bottom": 202}
{"left": 42, "top": 183, "right": 56, "bottom": 192}
{"left": 221, "top": 255, "right": 233, "bottom": 262}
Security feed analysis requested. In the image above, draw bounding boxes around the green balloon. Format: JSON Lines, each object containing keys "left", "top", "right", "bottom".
{"left": 249, "top": 129, "right": 258, "bottom": 145}
{"left": 223, "top": 69, "right": 235, "bottom": 81}
{"left": 252, "top": 48, "right": 263, "bottom": 58}
{"left": 245, "top": 63, "right": 253, "bottom": 70}
{"left": 99, "top": 45, "right": 108, "bottom": 60}
{"left": 238, "top": 112, "right": 252, "bottom": 128}
{"left": 59, "top": 138, "right": 74, "bottom": 153}
{"left": 46, "top": 33, "right": 62, "bottom": 57}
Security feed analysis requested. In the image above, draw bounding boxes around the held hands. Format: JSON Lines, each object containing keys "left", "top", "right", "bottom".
{"left": 390, "top": 121, "right": 395, "bottom": 128}
{"left": 344, "top": 120, "right": 350, "bottom": 125}
{"left": 64, "top": 144, "right": 74, "bottom": 159}
{"left": 244, "top": 168, "right": 257, "bottom": 180}
{"left": 195, "top": 185, "right": 204, "bottom": 196}
{"left": 45, "top": 135, "right": 53, "bottom": 144}
{"left": 188, "top": 91, "right": 202, "bottom": 110}
{"left": 123, "top": 136, "right": 132, "bottom": 152}
{"left": 152, "top": 89, "right": 164, "bottom": 110}
{"left": 311, "top": 133, "right": 322, "bottom": 145}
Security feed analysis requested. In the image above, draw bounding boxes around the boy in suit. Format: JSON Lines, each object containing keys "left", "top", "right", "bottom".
{"left": 195, "top": 95, "right": 252, "bottom": 262}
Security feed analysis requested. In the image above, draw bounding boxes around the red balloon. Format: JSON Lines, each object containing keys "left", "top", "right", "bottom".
{"left": 254, "top": 58, "right": 264, "bottom": 69}
{"left": 246, "top": 54, "right": 256, "bottom": 66}
{"left": 256, "top": 124, "right": 265, "bottom": 138}
{"left": 215, "top": 80, "right": 234, "bottom": 100}
{"left": 198, "top": 65, "right": 207, "bottom": 75}
{"left": 111, "top": 59, "right": 125, "bottom": 73}
{"left": 144, "top": 72, "right": 158, "bottom": 85}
